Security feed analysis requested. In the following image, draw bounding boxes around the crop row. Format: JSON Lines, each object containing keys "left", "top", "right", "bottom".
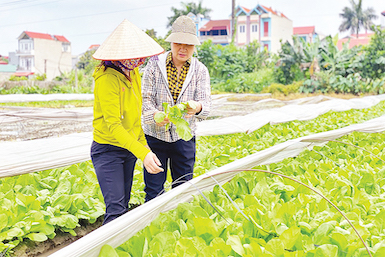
{"left": 1, "top": 101, "right": 385, "bottom": 255}
{"left": 112, "top": 131, "right": 385, "bottom": 256}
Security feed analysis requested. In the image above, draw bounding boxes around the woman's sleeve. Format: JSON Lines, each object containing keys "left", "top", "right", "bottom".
{"left": 97, "top": 74, "right": 150, "bottom": 161}
{"left": 135, "top": 69, "right": 149, "bottom": 147}
{"left": 195, "top": 64, "right": 211, "bottom": 119}
{"left": 142, "top": 60, "right": 159, "bottom": 125}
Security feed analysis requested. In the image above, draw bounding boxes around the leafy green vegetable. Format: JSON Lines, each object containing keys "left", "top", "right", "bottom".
{"left": 160, "top": 102, "right": 193, "bottom": 141}
{"left": 98, "top": 244, "right": 119, "bottom": 257}
{"left": 186, "top": 100, "right": 197, "bottom": 109}
{"left": 154, "top": 112, "right": 166, "bottom": 123}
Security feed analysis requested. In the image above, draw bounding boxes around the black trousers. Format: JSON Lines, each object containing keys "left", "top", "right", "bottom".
{"left": 144, "top": 135, "right": 196, "bottom": 202}
{"left": 90, "top": 141, "right": 137, "bottom": 225}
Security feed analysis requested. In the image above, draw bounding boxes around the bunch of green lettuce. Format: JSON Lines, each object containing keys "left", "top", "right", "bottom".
{"left": 154, "top": 101, "right": 197, "bottom": 141}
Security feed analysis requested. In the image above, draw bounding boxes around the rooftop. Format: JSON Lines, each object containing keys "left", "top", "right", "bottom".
{"left": 199, "top": 20, "right": 231, "bottom": 32}
{"left": 21, "top": 31, "right": 70, "bottom": 42}
{"left": 293, "top": 26, "right": 315, "bottom": 35}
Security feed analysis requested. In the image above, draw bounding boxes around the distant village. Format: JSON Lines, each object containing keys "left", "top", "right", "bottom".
{"left": 1, "top": 4, "right": 385, "bottom": 81}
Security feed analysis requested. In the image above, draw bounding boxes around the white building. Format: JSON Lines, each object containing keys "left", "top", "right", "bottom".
{"left": 198, "top": 4, "right": 293, "bottom": 53}
{"left": 15, "top": 31, "right": 72, "bottom": 80}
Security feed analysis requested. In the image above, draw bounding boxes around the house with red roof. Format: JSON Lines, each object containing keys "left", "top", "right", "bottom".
{"left": 199, "top": 19, "right": 231, "bottom": 45}
{"left": 293, "top": 26, "right": 318, "bottom": 43}
{"left": 15, "top": 31, "right": 72, "bottom": 80}
{"left": 337, "top": 33, "right": 374, "bottom": 50}
{"left": 199, "top": 4, "right": 292, "bottom": 53}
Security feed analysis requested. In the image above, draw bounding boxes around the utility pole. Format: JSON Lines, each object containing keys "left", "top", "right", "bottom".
{"left": 75, "top": 67, "right": 78, "bottom": 89}
{"left": 231, "top": 0, "right": 235, "bottom": 43}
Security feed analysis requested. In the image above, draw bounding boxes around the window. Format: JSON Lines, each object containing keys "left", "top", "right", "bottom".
{"left": 200, "top": 31, "right": 206, "bottom": 36}
{"left": 264, "top": 22, "right": 269, "bottom": 37}
{"left": 21, "top": 57, "right": 32, "bottom": 70}
{"left": 62, "top": 43, "right": 70, "bottom": 52}
{"left": 19, "top": 40, "right": 32, "bottom": 51}
{"left": 239, "top": 25, "right": 245, "bottom": 33}
{"left": 212, "top": 30, "right": 219, "bottom": 36}
{"left": 220, "top": 30, "right": 227, "bottom": 35}
{"left": 252, "top": 24, "right": 258, "bottom": 33}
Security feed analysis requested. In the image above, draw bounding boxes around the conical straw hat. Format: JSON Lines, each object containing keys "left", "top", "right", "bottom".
{"left": 93, "top": 19, "right": 164, "bottom": 60}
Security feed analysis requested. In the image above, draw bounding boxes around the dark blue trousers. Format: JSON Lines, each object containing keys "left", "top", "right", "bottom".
{"left": 90, "top": 141, "right": 137, "bottom": 225}
{"left": 144, "top": 135, "right": 196, "bottom": 202}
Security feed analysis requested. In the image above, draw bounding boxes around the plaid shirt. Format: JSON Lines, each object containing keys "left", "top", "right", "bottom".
{"left": 166, "top": 52, "right": 191, "bottom": 103}
{"left": 142, "top": 52, "right": 211, "bottom": 142}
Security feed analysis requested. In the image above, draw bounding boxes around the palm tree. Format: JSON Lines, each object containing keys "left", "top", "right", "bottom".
{"left": 167, "top": 1, "right": 212, "bottom": 28}
{"left": 339, "top": 0, "right": 378, "bottom": 38}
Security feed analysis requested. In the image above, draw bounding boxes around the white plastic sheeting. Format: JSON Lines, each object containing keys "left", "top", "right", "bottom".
{"left": 0, "top": 106, "right": 92, "bottom": 124}
{"left": 0, "top": 93, "right": 94, "bottom": 103}
{"left": 1, "top": 94, "right": 385, "bottom": 178}
{"left": 197, "top": 94, "right": 385, "bottom": 135}
{"left": 0, "top": 132, "right": 92, "bottom": 178}
{"left": 50, "top": 114, "right": 385, "bottom": 257}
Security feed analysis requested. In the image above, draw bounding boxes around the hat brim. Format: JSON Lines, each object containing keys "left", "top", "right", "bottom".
{"left": 93, "top": 19, "right": 164, "bottom": 60}
{"left": 165, "top": 32, "right": 201, "bottom": 45}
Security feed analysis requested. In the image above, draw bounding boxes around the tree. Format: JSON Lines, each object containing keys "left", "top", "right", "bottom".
{"left": 145, "top": 29, "right": 171, "bottom": 52}
{"left": 167, "top": 1, "right": 212, "bottom": 28}
{"left": 339, "top": 0, "right": 377, "bottom": 38}
{"left": 359, "top": 25, "right": 385, "bottom": 79}
{"left": 76, "top": 49, "right": 99, "bottom": 75}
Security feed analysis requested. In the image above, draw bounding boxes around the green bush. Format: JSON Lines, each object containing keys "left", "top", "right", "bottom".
{"left": 211, "top": 67, "right": 275, "bottom": 93}
{"left": 34, "top": 74, "right": 46, "bottom": 81}
{"left": 9, "top": 75, "right": 28, "bottom": 81}
{"left": 197, "top": 40, "right": 270, "bottom": 82}
{"left": 300, "top": 72, "right": 385, "bottom": 95}
{"left": 359, "top": 26, "right": 385, "bottom": 80}
{"left": 262, "top": 81, "right": 302, "bottom": 96}
{"left": 300, "top": 71, "right": 331, "bottom": 94}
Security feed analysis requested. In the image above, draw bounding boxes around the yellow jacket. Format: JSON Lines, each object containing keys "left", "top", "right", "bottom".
{"left": 92, "top": 66, "right": 150, "bottom": 161}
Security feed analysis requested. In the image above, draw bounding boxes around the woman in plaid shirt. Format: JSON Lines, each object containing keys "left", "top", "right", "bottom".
{"left": 142, "top": 16, "right": 211, "bottom": 202}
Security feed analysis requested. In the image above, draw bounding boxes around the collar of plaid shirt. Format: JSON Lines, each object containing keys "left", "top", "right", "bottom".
{"left": 166, "top": 52, "right": 191, "bottom": 103}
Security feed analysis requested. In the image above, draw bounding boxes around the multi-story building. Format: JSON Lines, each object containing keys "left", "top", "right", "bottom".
{"left": 14, "top": 31, "right": 72, "bottom": 80}
{"left": 199, "top": 19, "right": 231, "bottom": 45}
{"left": 186, "top": 12, "right": 210, "bottom": 37}
{"left": 198, "top": 4, "right": 293, "bottom": 53}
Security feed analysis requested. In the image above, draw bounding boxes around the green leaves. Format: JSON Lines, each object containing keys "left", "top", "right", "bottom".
{"left": 160, "top": 102, "right": 193, "bottom": 141}
{"left": 154, "top": 111, "right": 166, "bottom": 123}
{"left": 0, "top": 162, "right": 104, "bottom": 251}
{"left": 98, "top": 244, "right": 119, "bottom": 257}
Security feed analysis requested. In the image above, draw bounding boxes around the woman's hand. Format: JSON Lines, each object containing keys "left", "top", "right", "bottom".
{"left": 143, "top": 151, "right": 164, "bottom": 174}
{"left": 154, "top": 111, "right": 170, "bottom": 127}
{"left": 185, "top": 100, "right": 202, "bottom": 118}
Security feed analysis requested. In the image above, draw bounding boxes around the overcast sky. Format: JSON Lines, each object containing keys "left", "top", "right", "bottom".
{"left": 1, "top": 0, "right": 385, "bottom": 56}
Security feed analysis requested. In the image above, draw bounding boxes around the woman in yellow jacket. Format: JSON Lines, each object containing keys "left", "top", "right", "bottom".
{"left": 91, "top": 19, "right": 164, "bottom": 224}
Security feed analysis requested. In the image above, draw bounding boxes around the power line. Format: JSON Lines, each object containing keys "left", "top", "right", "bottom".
{"left": 0, "top": 0, "right": 38, "bottom": 7}
{"left": 0, "top": 2, "right": 179, "bottom": 28}
{"left": 0, "top": 0, "right": 56, "bottom": 11}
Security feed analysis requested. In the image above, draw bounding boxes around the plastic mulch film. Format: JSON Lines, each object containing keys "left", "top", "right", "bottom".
{"left": 50, "top": 114, "right": 385, "bottom": 257}
{"left": 197, "top": 94, "right": 385, "bottom": 135}
{"left": 0, "top": 93, "right": 94, "bottom": 103}
{"left": 0, "top": 106, "right": 93, "bottom": 123}
{"left": 1, "top": 95, "right": 385, "bottom": 178}
{"left": 0, "top": 132, "right": 92, "bottom": 178}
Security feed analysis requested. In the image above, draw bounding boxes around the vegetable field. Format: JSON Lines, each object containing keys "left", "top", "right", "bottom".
{"left": 113, "top": 131, "right": 385, "bottom": 257}
{"left": 1, "top": 98, "right": 385, "bottom": 257}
